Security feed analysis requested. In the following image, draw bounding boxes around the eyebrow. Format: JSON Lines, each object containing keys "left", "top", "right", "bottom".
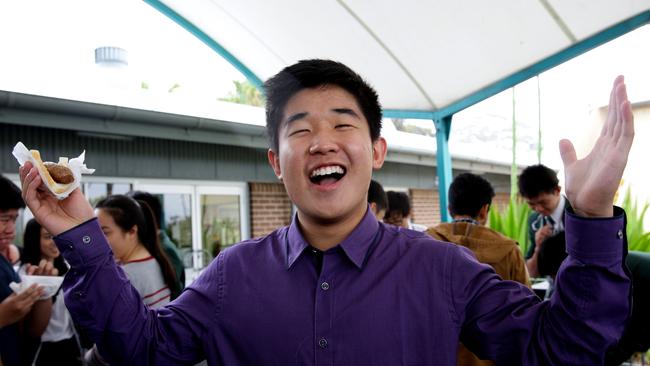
{"left": 284, "top": 108, "right": 361, "bottom": 125}
{"left": 284, "top": 112, "right": 308, "bottom": 125}
{"left": 332, "top": 108, "right": 361, "bottom": 119}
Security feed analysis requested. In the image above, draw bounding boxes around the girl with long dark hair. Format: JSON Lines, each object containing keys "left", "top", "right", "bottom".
{"left": 95, "top": 195, "right": 178, "bottom": 308}
{"left": 22, "top": 218, "right": 82, "bottom": 365}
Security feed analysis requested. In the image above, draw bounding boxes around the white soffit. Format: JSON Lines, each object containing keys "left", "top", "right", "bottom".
{"left": 158, "top": 0, "right": 650, "bottom": 113}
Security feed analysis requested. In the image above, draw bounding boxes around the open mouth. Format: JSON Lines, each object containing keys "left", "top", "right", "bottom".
{"left": 309, "top": 165, "right": 346, "bottom": 186}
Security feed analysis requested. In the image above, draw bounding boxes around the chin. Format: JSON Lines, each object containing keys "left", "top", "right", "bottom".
{"left": 306, "top": 201, "right": 365, "bottom": 222}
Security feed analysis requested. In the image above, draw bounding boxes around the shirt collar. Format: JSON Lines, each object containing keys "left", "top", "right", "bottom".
{"left": 286, "top": 205, "right": 380, "bottom": 269}
{"left": 550, "top": 194, "right": 566, "bottom": 227}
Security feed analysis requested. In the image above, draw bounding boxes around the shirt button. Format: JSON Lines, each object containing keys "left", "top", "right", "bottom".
{"left": 617, "top": 229, "right": 624, "bottom": 239}
{"left": 320, "top": 282, "right": 330, "bottom": 291}
{"left": 82, "top": 235, "right": 91, "bottom": 244}
{"left": 74, "top": 291, "right": 84, "bottom": 298}
{"left": 67, "top": 244, "right": 74, "bottom": 250}
{"left": 318, "top": 338, "right": 328, "bottom": 349}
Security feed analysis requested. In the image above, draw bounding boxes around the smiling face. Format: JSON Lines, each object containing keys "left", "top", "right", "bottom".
{"left": 268, "top": 85, "right": 387, "bottom": 227}
{"left": 39, "top": 227, "right": 59, "bottom": 261}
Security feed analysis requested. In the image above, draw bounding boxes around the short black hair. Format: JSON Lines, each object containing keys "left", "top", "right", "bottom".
{"left": 385, "top": 191, "right": 411, "bottom": 217}
{"left": 0, "top": 175, "right": 25, "bottom": 211}
{"left": 517, "top": 164, "right": 559, "bottom": 198}
{"left": 448, "top": 173, "right": 495, "bottom": 218}
{"left": 128, "top": 190, "right": 163, "bottom": 229}
{"left": 264, "top": 59, "right": 382, "bottom": 152}
{"left": 367, "top": 180, "right": 388, "bottom": 212}
{"left": 537, "top": 231, "right": 567, "bottom": 277}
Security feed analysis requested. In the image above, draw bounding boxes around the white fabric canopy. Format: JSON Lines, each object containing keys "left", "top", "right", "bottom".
{"left": 153, "top": 0, "right": 650, "bottom": 116}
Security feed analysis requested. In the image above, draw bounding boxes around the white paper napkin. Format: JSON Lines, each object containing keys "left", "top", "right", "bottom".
{"left": 9, "top": 275, "right": 64, "bottom": 300}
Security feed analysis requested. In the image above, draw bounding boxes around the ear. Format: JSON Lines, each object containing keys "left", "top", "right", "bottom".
{"left": 372, "top": 137, "right": 388, "bottom": 170}
{"left": 554, "top": 186, "right": 562, "bottom": 195}
{"left": 369, "top": 202, "right": 378, "bottom": 215}
{"left": 477, "top": 204, "right": 490, "bottom": 224}
{"left": 267, "top": 149, "right": 282, "bottom": 179}
{"left": 126, "top": 225, "right": 138, "bottom": 240}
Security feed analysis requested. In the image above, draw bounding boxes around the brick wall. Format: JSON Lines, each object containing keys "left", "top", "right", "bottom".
{"left": 249, "top": 182, "right": 293, "bottom": 238}
{"left": 409, "top": 188, "right": 441, "bottom": 228}
{"left": 492, "top": 192, "right": 511, "bottom": 210}
{"left": 249, "top": 184, "right": 511, "bottom": 236}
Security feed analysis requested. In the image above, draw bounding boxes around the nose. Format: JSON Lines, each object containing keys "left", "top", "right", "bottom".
{"left": 3, "top": 220, "right": 16, "bottom": 235}
{"left": 308, "top": 129, "right": 339, "bottom": 155}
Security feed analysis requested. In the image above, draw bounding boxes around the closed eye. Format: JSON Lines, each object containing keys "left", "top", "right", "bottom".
{"left": 288, "top": 129, "right": 310, "bottom": 137}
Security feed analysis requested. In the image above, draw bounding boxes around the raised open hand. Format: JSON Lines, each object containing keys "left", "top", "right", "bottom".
{"left": 19, "top": 161, "right": 95, "bottom": 236}
{"left": 560, "top": 76, "right": 634, "bottom": 217}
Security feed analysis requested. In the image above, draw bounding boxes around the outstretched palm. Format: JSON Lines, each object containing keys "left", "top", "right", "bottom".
{"left": 19, "top": 162, "right": 95, "bottom": 236}
{"left": 561, "top": 76, "right": 634, "bottom": 217}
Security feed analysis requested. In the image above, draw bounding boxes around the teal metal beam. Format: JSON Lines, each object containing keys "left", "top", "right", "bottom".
{"left": 144, "top": 0, "right": 265, "bottom": 90}
{"left": 434, "top": 116, "right": 453, "bottom": 222}
{"left": 383, "top": 109, "right": 437, "bottom": 120}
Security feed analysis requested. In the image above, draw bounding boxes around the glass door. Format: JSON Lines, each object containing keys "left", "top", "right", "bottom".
{"left": 197, "top": 184, "right": 250, "bottom": 262}
{"left": 135, "top": 182, "right": 249, "bottom": 283}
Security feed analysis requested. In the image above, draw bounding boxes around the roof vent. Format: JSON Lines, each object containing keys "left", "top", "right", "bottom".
{"left": 95, "top": 46, "right": 128, "bottom": 66}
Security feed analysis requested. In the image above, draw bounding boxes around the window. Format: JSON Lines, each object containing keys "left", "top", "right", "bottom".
{"left": 84, "top": 182, "right": 133, "bottom": 207}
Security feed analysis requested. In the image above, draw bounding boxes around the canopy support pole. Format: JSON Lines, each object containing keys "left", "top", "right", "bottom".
{"left": 434, "top": 116, "right": 453, "bottom": 222}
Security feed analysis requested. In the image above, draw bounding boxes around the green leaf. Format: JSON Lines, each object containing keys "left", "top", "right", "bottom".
{"left": 488, "top": 197, "right": 532, "bottom": 254}
{"left": 620, "top": 187, "right": 650, "bottom": 252}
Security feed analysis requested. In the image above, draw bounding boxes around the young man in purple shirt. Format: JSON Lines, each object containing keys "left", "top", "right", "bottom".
{"left": 19, "top": 60, "right": 634, "bottom": 365}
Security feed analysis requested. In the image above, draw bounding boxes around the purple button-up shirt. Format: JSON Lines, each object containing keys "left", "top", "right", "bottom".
{"left": 55, "top": 207, "right": 630, "bottom": 365}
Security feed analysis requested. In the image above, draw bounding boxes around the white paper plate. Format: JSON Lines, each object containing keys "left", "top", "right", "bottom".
{"left": 9, "top": 275, "right": 64, "bottom": 300}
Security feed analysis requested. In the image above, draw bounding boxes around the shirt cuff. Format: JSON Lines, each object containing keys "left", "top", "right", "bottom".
{"left": 565, "top": 206, "right": 626, "bottom": 263}
{"left": 53, "top": 218, "right": 113, "bottom": 267}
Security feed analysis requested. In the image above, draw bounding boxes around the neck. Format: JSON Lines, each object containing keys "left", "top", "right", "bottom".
{"left": 120, "top": 243, "right": 150, "bottom": 263}
{"left": 297, "top": 203, "right": 368, "bottom": 251}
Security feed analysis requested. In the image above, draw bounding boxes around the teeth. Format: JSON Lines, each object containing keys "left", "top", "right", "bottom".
{"left": 310, "top": 165, "right": 344, "bottom": 178}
